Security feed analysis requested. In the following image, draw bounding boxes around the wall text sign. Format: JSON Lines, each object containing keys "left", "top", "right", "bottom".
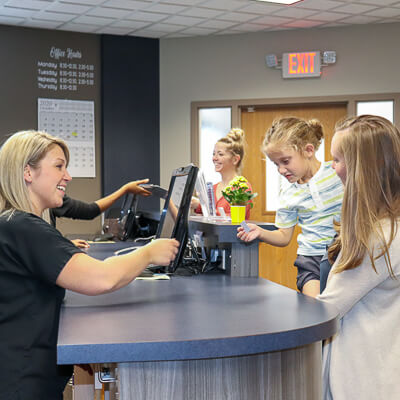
{"left": 282, "top": 51, "right": 321, "bottom": 78}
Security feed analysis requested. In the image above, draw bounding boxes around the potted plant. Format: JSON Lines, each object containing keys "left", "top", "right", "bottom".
{"left": 222, "top": 176, "right": 257, "bottom": 224}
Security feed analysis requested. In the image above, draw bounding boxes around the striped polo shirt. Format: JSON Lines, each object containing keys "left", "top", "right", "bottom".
{"left": 275, "top": 161, "right": 343, "bottom": 256}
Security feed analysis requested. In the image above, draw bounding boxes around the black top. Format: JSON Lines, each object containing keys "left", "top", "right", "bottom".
{"left": 49, "top": 195, "right": 101, "bottom": 227}
{"left": 0, "top": 211, "right": 83, "bottom": 400}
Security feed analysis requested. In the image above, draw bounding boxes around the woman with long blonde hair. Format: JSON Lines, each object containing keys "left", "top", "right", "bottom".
{"left": 318, "top": 115, "right": 400, "bottom": 399}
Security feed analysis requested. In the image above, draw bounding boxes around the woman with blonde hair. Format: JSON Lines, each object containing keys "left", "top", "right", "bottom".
{"left": 0, "top": 130, "right": 179, "bottom": 399}
{"left": 317, "top": 115, "right": 400, "bottom": 399}
{"left": 193, "top": 128, "right": 253, "bottom": 218}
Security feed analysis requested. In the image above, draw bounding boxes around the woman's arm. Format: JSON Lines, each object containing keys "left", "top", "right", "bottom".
{"left": 95, "top": 179, "right": 151, "bottom": 213}
{"left": 56, "top": 238, "right": 179, "bottom": 295}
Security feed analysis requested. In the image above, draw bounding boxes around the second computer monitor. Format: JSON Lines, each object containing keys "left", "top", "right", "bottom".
{"left": 156, "top": 164, "right": 198, "bottom": 272}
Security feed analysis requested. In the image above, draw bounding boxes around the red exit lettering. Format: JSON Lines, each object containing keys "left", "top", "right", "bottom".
{"left": 288, "top": 52, "right": 317, "bottom": 75}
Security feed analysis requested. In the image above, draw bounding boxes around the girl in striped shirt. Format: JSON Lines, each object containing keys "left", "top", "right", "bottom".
{"left": 237, "top": 117, "right": 343, "bottom": 297}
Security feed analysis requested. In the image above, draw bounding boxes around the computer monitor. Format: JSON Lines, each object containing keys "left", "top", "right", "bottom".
{"left": 156, "top": 164, "right": 198, "bottom": 273}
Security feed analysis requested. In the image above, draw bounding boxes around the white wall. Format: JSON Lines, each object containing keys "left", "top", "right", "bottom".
{"left": 160, "top": 22, "right": 400, "bottom": 188}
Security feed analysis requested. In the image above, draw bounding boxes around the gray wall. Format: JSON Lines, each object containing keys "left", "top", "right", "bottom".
{"left": 159, "top": 22, "right": 400, "bottom": 189}
{"left": 0, "top": 24, "right": 102, "bottom": 235}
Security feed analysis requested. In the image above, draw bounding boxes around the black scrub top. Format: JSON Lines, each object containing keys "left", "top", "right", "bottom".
{"left": 0, "top": 211, "right": 83, "bottom": 400}
{"left": 49, "top": 195, "right": 101, "bottom": 227}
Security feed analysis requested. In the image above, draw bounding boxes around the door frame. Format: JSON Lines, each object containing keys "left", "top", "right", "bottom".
{"left": 191, "top": 92, "right": 400, "bottom": 166}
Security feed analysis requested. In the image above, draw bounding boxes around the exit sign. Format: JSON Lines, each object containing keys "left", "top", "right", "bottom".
{"left": 282, "top": 51, "right": 321, "bottom": 79}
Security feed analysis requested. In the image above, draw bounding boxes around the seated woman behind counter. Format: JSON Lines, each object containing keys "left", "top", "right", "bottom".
{"left": 48, "top": 180, "right": 152, "bottom": 248}
{"left": 192, "top": 128, "right": 252, "bottom": 219}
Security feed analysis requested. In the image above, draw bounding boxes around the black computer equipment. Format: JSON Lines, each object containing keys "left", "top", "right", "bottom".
{"left": 156, "top": 164, "right": 198, "bottom": 273}
{"left": 113, "top": 165, "right": 198, "bottom": 274}
{"left": 116, "top": 193, "right": 139, "bottom": 241}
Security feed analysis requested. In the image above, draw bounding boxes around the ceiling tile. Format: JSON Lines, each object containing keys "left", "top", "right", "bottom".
{"left": 4, "top": 0, "right": 51, "bottom": 11}
{"left": 22, "top": 19, "right": 62, "bottom": 28}
{"left": 86, "top": 7, "right": 133, "bottom": 18}
{"left": 163, "top": 14, "right": 204, "bottom": 25}
{"left": 179, "top": 26, "right": 217, "bottom": 35}
{"left": 332, "top": 3, "right": 378, "bottom": 14}
{"left": 129, "top": 28, "right": 167, "bottom": 37}
{"left": 272, "top": 7, "right": 318, "bottom": 18}
{"left": 159, "top": 0, "right": 205, "bottom": 5}
{"left": 197, "top": 19, "right": 238, "bottom": 29}
{"left": 216, "top": 11, "right": 261, "bottom": 22}
{"left": 180, "top": 7, "right": 224, "bottom": 18}
{"left": 235, "top": 3, "right": 282, "bottom": 14}
{"left": 233, "top": 22, "right": 269, "bottom": 31}
{"left": 296, "top": 0, "right": 344, "bottom": 11}
{"left": 144, "top": 3, "right": 187, "bottom": 14}
{"left": 33, "top": 11, "right": 75, "bottom": 22}
{"left": 0, "top": 14, "right": 24, "bottom": 23}
{"left": 60, "top": 22, "right": 100, "bottom": 32}
{"left": 339, "top": 14, "right": 381, "bottom": 24}
{"left": 102, "top": 0, "right": 152, "bottom": 10}
{"left": 283, "top": 19, "right": 325, "bottom": 28}
{"left": 308, "top": 11, "right": 350, "bottom": 22}
{"left": 365, "top": 7, "right": 400, "bottom": 18}
{"left": 47, "top": 3, "right": 92, "bottom": 14}
{"left": 199, "top": 0, "right": 248, "bottom": 11}
{"left": 94, "top": 25, "right": 134, "bottom": 34}
{"left": 73, "top": 15, "right": 114, "bottom": 25}
{"left": 251, "top": 14, "right": 294, "bottom": 25}
{"left": 356, "top": 0, "right": 400, "bottom": 5}
{"left": 0, "top": 6, "right": 37, "bottom": 17}
{"left": 126, "top": 11, "right": 167, "bottom": 22}
{"left": 110, "top": 19, "right": 149, "bottom": 28}
{"left": 56, "top": 0, "right": 105, "bottom": 5}
{"left": 148, "top": 22, "right": 184, "bottom": 32}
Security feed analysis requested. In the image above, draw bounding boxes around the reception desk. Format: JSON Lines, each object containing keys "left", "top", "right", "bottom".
{"left": 58, "top": 243, "right": 338, "bottom": 400}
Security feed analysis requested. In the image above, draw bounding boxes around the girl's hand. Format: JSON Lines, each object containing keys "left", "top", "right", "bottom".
{"left": 237, "top": 223, "right": 261, "bottom": 242}
{"left": 145, "top": 238, "right": 180, "bottom": 266}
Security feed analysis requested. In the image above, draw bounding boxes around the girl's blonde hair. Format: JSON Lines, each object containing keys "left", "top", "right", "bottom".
{"left": 262, "top": 116, "right": 324, "bottom": 154}
{"left": 328, "top": 115, "right": 400, "bottom": 277}
{"left": 217, "top": 128, "right": 246, "bottom": 172}
{"left": 0, "top": 130, "right": 69, "bottom": 217}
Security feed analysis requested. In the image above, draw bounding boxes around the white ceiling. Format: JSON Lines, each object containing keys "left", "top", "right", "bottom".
{"left": 1, "top": 0, "right": 400, "bottom": 38}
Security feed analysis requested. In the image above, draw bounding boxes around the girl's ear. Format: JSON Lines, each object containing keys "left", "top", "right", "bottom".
{"left": 303, "top": 143, "right": 315, "bottom": 158}
{"left": 24, "top": 165, "right": 33, "bottom": 183}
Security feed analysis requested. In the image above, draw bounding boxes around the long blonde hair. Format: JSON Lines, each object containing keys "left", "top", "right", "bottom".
{"left": 329, "top": 115, "right": 400, "bottom": 277}
{"left": 0, "top": 130, "right": 69, "bottom": 217}
{"left": 217, "top": 128, "right": 246, "bottom": 172}
{"left": 262, "top": 116, "right": 324, "bottom": 154}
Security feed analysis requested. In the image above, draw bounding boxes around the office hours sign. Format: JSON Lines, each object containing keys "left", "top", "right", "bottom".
{"left": 36, "top": 44, "right": 97, "bottom": 177}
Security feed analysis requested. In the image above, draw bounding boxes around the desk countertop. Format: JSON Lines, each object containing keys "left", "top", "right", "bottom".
{"left": 58, "top": 270, "right": 338, "bottom": 365}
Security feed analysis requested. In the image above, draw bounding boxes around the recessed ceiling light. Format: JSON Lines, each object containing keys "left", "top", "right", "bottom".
{"left": 254, "top": 0, "right": 303, "bottom": 4}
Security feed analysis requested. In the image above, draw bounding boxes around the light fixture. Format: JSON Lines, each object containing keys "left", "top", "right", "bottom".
{"left": 265, "top": 54, "right": 279, "bottom": 68}
{"left": 254, "top": 0, "right": 303, "bottom": 5}
{"left": 322, "top": 51, "right": 336, "bottom": 65}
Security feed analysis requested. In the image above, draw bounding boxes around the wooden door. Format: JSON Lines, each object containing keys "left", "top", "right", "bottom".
{"left": 241, "top": 103, "right": 347, "bottom": 290}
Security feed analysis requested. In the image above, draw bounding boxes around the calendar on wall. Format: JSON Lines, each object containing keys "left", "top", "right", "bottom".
{"left": 38, "top": 98, "right": 95, "bottom": 177}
